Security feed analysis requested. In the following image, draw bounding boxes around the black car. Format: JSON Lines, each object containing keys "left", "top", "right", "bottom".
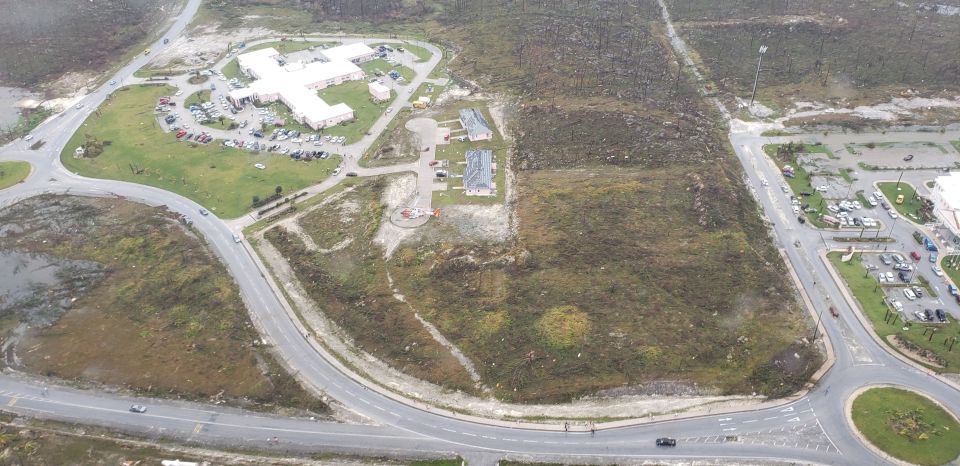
{"left": 903, "top": 154, "right": 914, "bottom": 161}
{"left": 924, "top": 309, "right": 933, "bottom": 321}
{"left": 898, "top": 271, "right": 910, "bottom": 283}
{"left": 346, "top": 172, "right": 358, "bottom": 177}
{"left": 656, "top": 437, "right": 677, "bottom": 447}
{"left": 797, "top": 216, "right": 806, "bottom": 224}
{"left": 936, "top": 309, "right": 946, "bottom": 322}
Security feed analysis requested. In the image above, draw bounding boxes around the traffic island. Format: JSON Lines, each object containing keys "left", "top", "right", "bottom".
{"left": 0, "top": 161, "right": 31, "bottom": 190}
{"left": 848, "top": 386, "right": 960, "bottom": 466}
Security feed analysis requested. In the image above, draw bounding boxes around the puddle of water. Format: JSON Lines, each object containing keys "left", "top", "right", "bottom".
{"left": 0, "top": 249, "right": 104, "bottom": 327}
{"left": 0, "top": 87, "right": 38, "bottom": 129}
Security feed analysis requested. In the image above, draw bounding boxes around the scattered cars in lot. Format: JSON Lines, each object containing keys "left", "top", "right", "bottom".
{"left": 936, "top": 309, "right": 947, "bottom": 322}
{"left": 656, "top": 438, "right": 677, "bottom": 447}
{"left": 129, "top": 405, "right": 147, "bottom": 413}
{"left": 903, "top": 288, "right": 917, "bottom": 301}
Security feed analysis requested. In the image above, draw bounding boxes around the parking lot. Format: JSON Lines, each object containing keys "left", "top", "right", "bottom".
{"left": 859, "top": 251, "right": 955, "bottom": 323}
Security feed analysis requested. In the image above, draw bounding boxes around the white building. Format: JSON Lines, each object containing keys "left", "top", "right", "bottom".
{"left": 321, "top": 43, "right": 376, "bottom": 63}
{"left": 228, "top": 47, "right": 365, "bottom": 130}
{"left": 368, "top": 82, "right": 390, "bottom": 101}
{"left": 932, "top": 173, "right": 960, "bottom": 245}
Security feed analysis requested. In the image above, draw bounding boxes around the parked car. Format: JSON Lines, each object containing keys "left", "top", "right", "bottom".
{"left": 914, "top": 310, "right": 928, "bottom": 321}
{"left": 885, "top": 272, "right": 894, "bottom": 282}
{"left": 797, "top": 216, "right": 806, "bottom": 224}
{"left": 656, "top": 438, "right": 677, "bottom": 447}
{"left": 903, "top": 288, "right": 917, "bottom": 301}
{"left": 933, "top": 265, "right": 944, "bottom": 277}
{"left": 950, "top": 284, "right": 959, "bottom": 296}
{"left": 912, "top": 286, "right": 924, "bottom": 298}
{"left": 930, "top": 252, "right": 938, "bottom": 263}
{"left": 129, "top": 405, "right": 147, "bottom": 413}
{"left": 935, "top": 309, "right": 947, "bottom": 322}
{"left": 879, "top": 254, "right": 893, "bottom": 265}
{"left": 899, "top": 271, "right": 910, "bottom": 283}
{"left": 910, "top": 251, "right": 922, "bottom": 261}
{"left": 889, "top": 209, "right": 899, "bottom": 218}
{"left": 892, "top": 254, "right": 906, "bottom": 263}
{"left": 878, "top": 272, "right": 887, "bottom": 283}
{"left": 924, "top": 309, "right": 933, "bottom": 321}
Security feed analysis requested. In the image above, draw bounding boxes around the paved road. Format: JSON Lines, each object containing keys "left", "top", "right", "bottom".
{"left": 1, "top": 0, "right": 960, "bottom": 465}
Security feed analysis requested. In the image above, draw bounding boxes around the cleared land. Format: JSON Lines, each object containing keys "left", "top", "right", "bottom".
{"left": 361, "top": 108, "right": 420, "bottom": 168}
{"left": 828, "top": 252, "right": 960, "bottom": 371}
{"left": 669, "top": 0, "right": 960, "bottom": 110}
{"left": 0, "top": 196, "right": 328, "bottom": 414}
{"left": 0, "top": 161, "right": 30, "bottom": 190}
{"left": 60, "top": 84, "right": 338, "bottom": 218}
{"left": 852, "top": 387, "right": 960, "bottom": 466}
{"left": 317, "top": 80, "right": 393, "bottom": 143}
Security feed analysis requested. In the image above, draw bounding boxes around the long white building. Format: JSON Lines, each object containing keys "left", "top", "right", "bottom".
{"left": 228, "top": 46, "right": 367, "bottom": 130}
{"left": 932, "top": 173, "right": 960, "bottom": 246}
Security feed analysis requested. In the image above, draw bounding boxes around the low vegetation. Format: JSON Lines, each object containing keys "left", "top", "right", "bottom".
{"left": 60, "top": 84, "right": 338, "bottom": 218}
{"left": 0, "top": 0, "right": 177, "bottom": 87}
{"left": 852, "top": 387, "right": 960, "bottom": 466}
{"left": 0, "top": 107, "right": 53, "bottom": 145}
{"left": 828, "top": 252, "right": 960, "bottom": 371}
{"left": 0, "top": 196, "right": 328, "bottom": 414}
{"left": 263, "top": 179, "right": 477, "bottom": 393}
{"left": 0, "top": 162, "right": 30, "bottom": 190}
{"left": 669, "top": 0, "right": 960, "bottom": 110}
{"left": 390, "top": 169, "right": 819, "bottom": 401}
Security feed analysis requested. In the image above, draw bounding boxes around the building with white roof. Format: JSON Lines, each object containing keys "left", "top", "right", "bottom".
{"left": 932, "top": 173, "right": 960, "bottom": 244}
{"left": 228, "top": 47, "right": 366, "bottom": 130}
{"left": 368, "top": 82, "right": 390, "bottom": 101}
{"left": 321, "top": 43, "right": 376, "bottom": 63}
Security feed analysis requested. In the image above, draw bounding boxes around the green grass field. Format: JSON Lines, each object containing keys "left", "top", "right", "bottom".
{"left": 60, "top": 85, "right": 338, "bottom": 218}
{"left": 828, "top": 252, "right": 960, "bottom": 371}
{"left": 0, "top": 162, "right": 31, "bottom": 190}
{"left": 400, "top": 42, "right": 432, "bottom": 62}
{"left": 184, "top": 89, "right": 211, "bottom": 108}
{"left": 852, "top": 387, "right": 960, "bottom": 465}
{"left": 878, "top": 181, "right": 931, "bottom": 223}
{"left": 316, "top": 80, "right": 393, "bottom": 144}
{"left": 360, "top": 59, "right": 416, "bottom": 83}
{"left": 951, "top": 141, "right": 960, "bottom": 154}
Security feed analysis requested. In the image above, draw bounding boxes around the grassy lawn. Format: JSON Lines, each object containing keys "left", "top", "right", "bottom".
{"left": 432, "top": 103, "right": 507, "bottom": 206}
{"left": 0, "top": 162, "right": 31, "bottom": 190}
{"left": 60, "top": 85, "right": 338, "bottom": 218}
{"left": 400, "top": 42, "right": 432, "bottom": 62}
{"left": 184, "top": 89, "right": 211, "bottom": 108}
{"left": 220, "top": 58, "right": 244, "bottom": 81}
{"left": 828, "top": 252, "right": 960, "bottom": 371}
{"left": 359, "top": 58, "right": 416, "bottom": 83}
{"left": 852, "top": 387, "right": 960, "bottom": 466}
{"left": 316, "top": 80, "right": 393, "bottom": 144}
{"left": 951, "top": 141, "right": 960, "bottom": 154}
{"left": 878, "top": 181, "right": 932, "bottom": 223}
{"left": 763, "top": 144, "right": 832, "bottom": 228}
{"left": 413, "top": 81, "right": 445, "bottom": 103}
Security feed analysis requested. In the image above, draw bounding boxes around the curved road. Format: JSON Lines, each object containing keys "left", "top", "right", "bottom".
{"left": 1, "top": 1, "right": 959, "bottom": 464}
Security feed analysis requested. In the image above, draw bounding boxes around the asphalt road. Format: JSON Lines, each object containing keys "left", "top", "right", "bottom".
{"left": 1, "top": 0, "right": 960, "bottom": 465}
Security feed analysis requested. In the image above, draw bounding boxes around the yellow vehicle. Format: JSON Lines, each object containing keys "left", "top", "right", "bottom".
{"left": 144, "top": 48, "right": 151, "bottom": 55}
{"left": 412, "top": 101, "right": 427, "bottom": 109}
{"left": 895, "top": 194, "right": 905, "bottom": 204}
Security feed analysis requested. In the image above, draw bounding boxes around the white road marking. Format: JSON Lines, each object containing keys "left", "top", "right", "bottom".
{"left": 722, "top": 428, "right": 737, "bottom": 432}
{"left": 780, "top": 407, "right": 794, "bottom": 412}
{"left": 787, "top": 417, "right": 801, "bottom": 422}
{"left": 763, "top": 416, "right": 778, "bottom": 420}
{"left": 441, "top": 428, "right": 456, "bottom": 433}
{"left": 718, "top": 417, "right": 732, "bottom": 421}
{"left": 742, "top": 419, "right": 758, "bottom": 424}
{"left": 462, "top": 432, "right": 477, "bottom": 437}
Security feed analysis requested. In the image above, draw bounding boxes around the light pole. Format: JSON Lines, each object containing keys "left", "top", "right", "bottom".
{"left": 749, "top": 45, "right": 768, "bottom": 107}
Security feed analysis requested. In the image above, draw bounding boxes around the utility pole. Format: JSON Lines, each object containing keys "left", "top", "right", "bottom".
{"left": 749, "top": 45, "right": 768, "bottom": 107}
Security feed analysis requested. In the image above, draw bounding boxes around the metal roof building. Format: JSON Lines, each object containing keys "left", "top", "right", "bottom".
{"left": 464, "top": 150, "right": 494, "bottom": 196}
{"left": 321, "top": 43, "right": 376, "bottom": 63}
{"left": 458, "top": 108, "right": 493, "bottom": 141}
